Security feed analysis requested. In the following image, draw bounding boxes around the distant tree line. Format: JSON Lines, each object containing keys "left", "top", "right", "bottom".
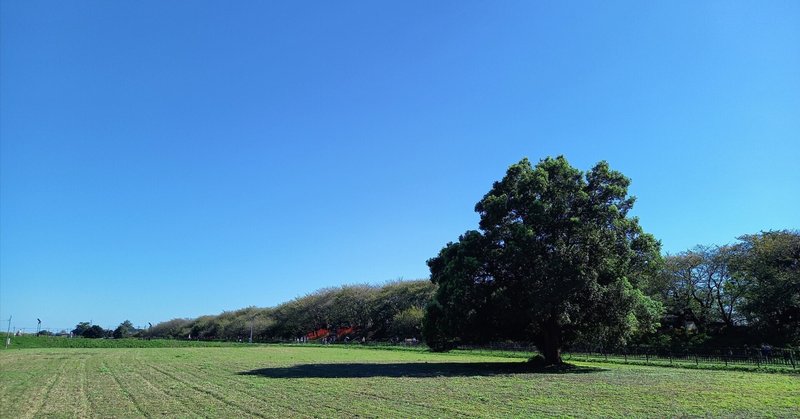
{"left": 143, "top": 280, "right": 435, "bottom": 342}
{"left": 70, "top": 320, "right": 139, "bottom": 339}
{"left": 638, "top": 230, "right": 799, "bottom": 350}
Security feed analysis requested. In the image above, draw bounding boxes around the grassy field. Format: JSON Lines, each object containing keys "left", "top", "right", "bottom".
{"left": 1, "top": 345, "right": 798, "bottom": 418}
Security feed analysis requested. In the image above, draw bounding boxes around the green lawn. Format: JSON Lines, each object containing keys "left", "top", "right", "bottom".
{"left": 1, "top": 345, "right": 798, "bottom": 418}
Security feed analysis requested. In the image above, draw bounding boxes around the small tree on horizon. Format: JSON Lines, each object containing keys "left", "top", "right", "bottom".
{"left": 72, "top": 322, "right": 91, "bottom": 337}
{"left": 424, "top": 156, "right": 663, "bottom": 365}
{"left": 82, "top": 325, "right": 107, "bottom": 339}
{"left": 113, "top": 320, "right": 136, "bottom": 339}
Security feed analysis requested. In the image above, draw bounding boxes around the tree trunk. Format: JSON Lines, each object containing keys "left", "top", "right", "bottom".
{"left": 538, "top": 323, "right": 563, "bottom": 365}
{"left": 541, "top": 342, "right": 562, "bottom": 365}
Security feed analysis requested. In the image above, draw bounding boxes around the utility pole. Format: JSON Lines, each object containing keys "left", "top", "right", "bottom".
{"left": 5, "top": 316, "right": 12, "bottom": 348}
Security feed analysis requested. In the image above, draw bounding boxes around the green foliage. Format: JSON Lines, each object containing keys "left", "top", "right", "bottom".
{"left": 642, "top": 230, "right": 799, "bottom": 349}
{"left": 147, "top": 318, "right": 191, "bottom": 339}
{"left": 112, "top": 320, "right": 136, "bottom": 339}
{"left": 425, "top": 157, "right": 662, "bottom": 364}
{"left": 389, "top": 306, "right": 425, "bottom": 339}
{"left": 649, "top": 245, "right": 743, "bottom": 332}
{"left": 82, "top": 325, "right": 107, "bottom": 339}
{"left": 71, "top": 322, "right": 91, "bottom": 336}
{"left": 734, "top": 230, "right": 800, "bottom": 345}
{"left": 72, "top": 322, "right": 109, "bottom": 339}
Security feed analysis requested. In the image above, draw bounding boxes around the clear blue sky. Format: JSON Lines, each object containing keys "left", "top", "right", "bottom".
{"left": 2, "top": 1, "right": 798, "bottom": 332}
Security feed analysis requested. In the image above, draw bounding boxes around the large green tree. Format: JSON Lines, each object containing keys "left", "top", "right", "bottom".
{"left": 424, "top": 157, "right": 662, "bottom": 364}
{"left": 733, "top": 230, "right": 800, "bottom": 345}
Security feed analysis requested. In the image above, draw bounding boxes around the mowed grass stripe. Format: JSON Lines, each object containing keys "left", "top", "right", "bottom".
{"left": 129, "top": 367, "right": 205, "bottom": 417}
{"left": 0, "top": 352, "right": 56, "bottom": 415}
{"left": 15, "top": 354, "right": 93, "bottom": 418}
{"left": 342, "top": 381, "right": 475, "bottom": 417}
{"left": 145, "top": 360, "right": 273, "bottom": 418}
{"left": 152, "top": 350, "right": 348, "bottom": 417}
{"left": 35, "top": 355, "right": 92, "bottom": 418}
{"left": 152, "top": 358, "right": 318, "bottom": 418}
{"left": 150, "top": 347, "right": 431, "bottom": 417}
{"left": 101, "top": 358, "right": 149, "bottom": 417}
{"left": 247, "top": 349, "right": 525, "bottom": 417}
{"left": 122, "top": 353, "right": 212, "bottom": 417}
{"left": 263, "top": 350, "right": 532, "bottom": 417}
{"left": 136, "top": 348, "right": 298, "bottom": 417}
{"left": 125, "top": 350, "right": 272, "bottom": 416}
{"left": 343, "top": 373, "right": 524, "bottom": 417}
{"left": 20, "top": 354, "right": 72, "bottom": 419}
{"left": 301, "top": 371, "right": 500, "bottom": 417}
{"left": 150, "top": 365, "right": 263, "bottom": 417}
{"left": 136, "top": 346, "right": 493, "bottom": 417}
{"left": 134, "top": 359, "right": 237, "bottom": 417}
{"left": 255, "top": 376, "right": 439, "bottom": 417}
{"left": 78, "top": 357, "right": 96, "bottom": 416}
{"left": 230, "top": 347, "right": 508, "bottom": 417}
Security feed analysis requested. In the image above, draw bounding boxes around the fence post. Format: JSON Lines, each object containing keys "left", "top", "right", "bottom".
{"left": 645, "top": 352, "right": 649, "bottom": 364}
{"left": 791, "top": 350, "right": 796, "bottom": 370}
{"left": 669, "top": 352, "right": 672, "bottom": 365}
{"left": 695, "top": 353, "right": 699, "bottom": 366}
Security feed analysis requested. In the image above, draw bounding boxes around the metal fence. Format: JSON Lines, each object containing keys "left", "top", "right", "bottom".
{"left": 566, "top": 345, "right": 797, "bottom": 369}
{"left": 458, "top": 342, "right": 798, "bottom": 370}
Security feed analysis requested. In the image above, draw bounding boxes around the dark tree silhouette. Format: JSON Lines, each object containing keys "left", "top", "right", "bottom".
{"left": 424, "top": 157, "right": 662, "bottom": 364}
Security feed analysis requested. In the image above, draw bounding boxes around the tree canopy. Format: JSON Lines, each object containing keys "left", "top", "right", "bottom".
{"left": 424, "top": 156, "right": 662, "bottom": 364}
{"left": 113, "top": 320, "right": 136, "bottom": 339}
{"left": 732, "top": 230, "right": 800, "bottom": 345}
{"left": 640, "top": 230, "right": 799, "bottom": 349}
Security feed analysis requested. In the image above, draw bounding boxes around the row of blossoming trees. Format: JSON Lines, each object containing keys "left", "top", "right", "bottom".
{"left": 145, "top": 280, "right": 434, "bottom": 343}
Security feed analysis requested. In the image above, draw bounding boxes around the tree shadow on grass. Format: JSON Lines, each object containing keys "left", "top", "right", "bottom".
{"left": 238, "top": 362, "right": 604, "bottom": 379}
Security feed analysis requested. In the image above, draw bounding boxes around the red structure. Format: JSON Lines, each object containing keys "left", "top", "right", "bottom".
{"left": 306, "top": 326, "right": 355, "bottom": 341}
{"left": 306, "top": 328, "right": 329, "bottom": 340}
{"left": 336, "top": 326, "right": 354, "bottom": 338}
